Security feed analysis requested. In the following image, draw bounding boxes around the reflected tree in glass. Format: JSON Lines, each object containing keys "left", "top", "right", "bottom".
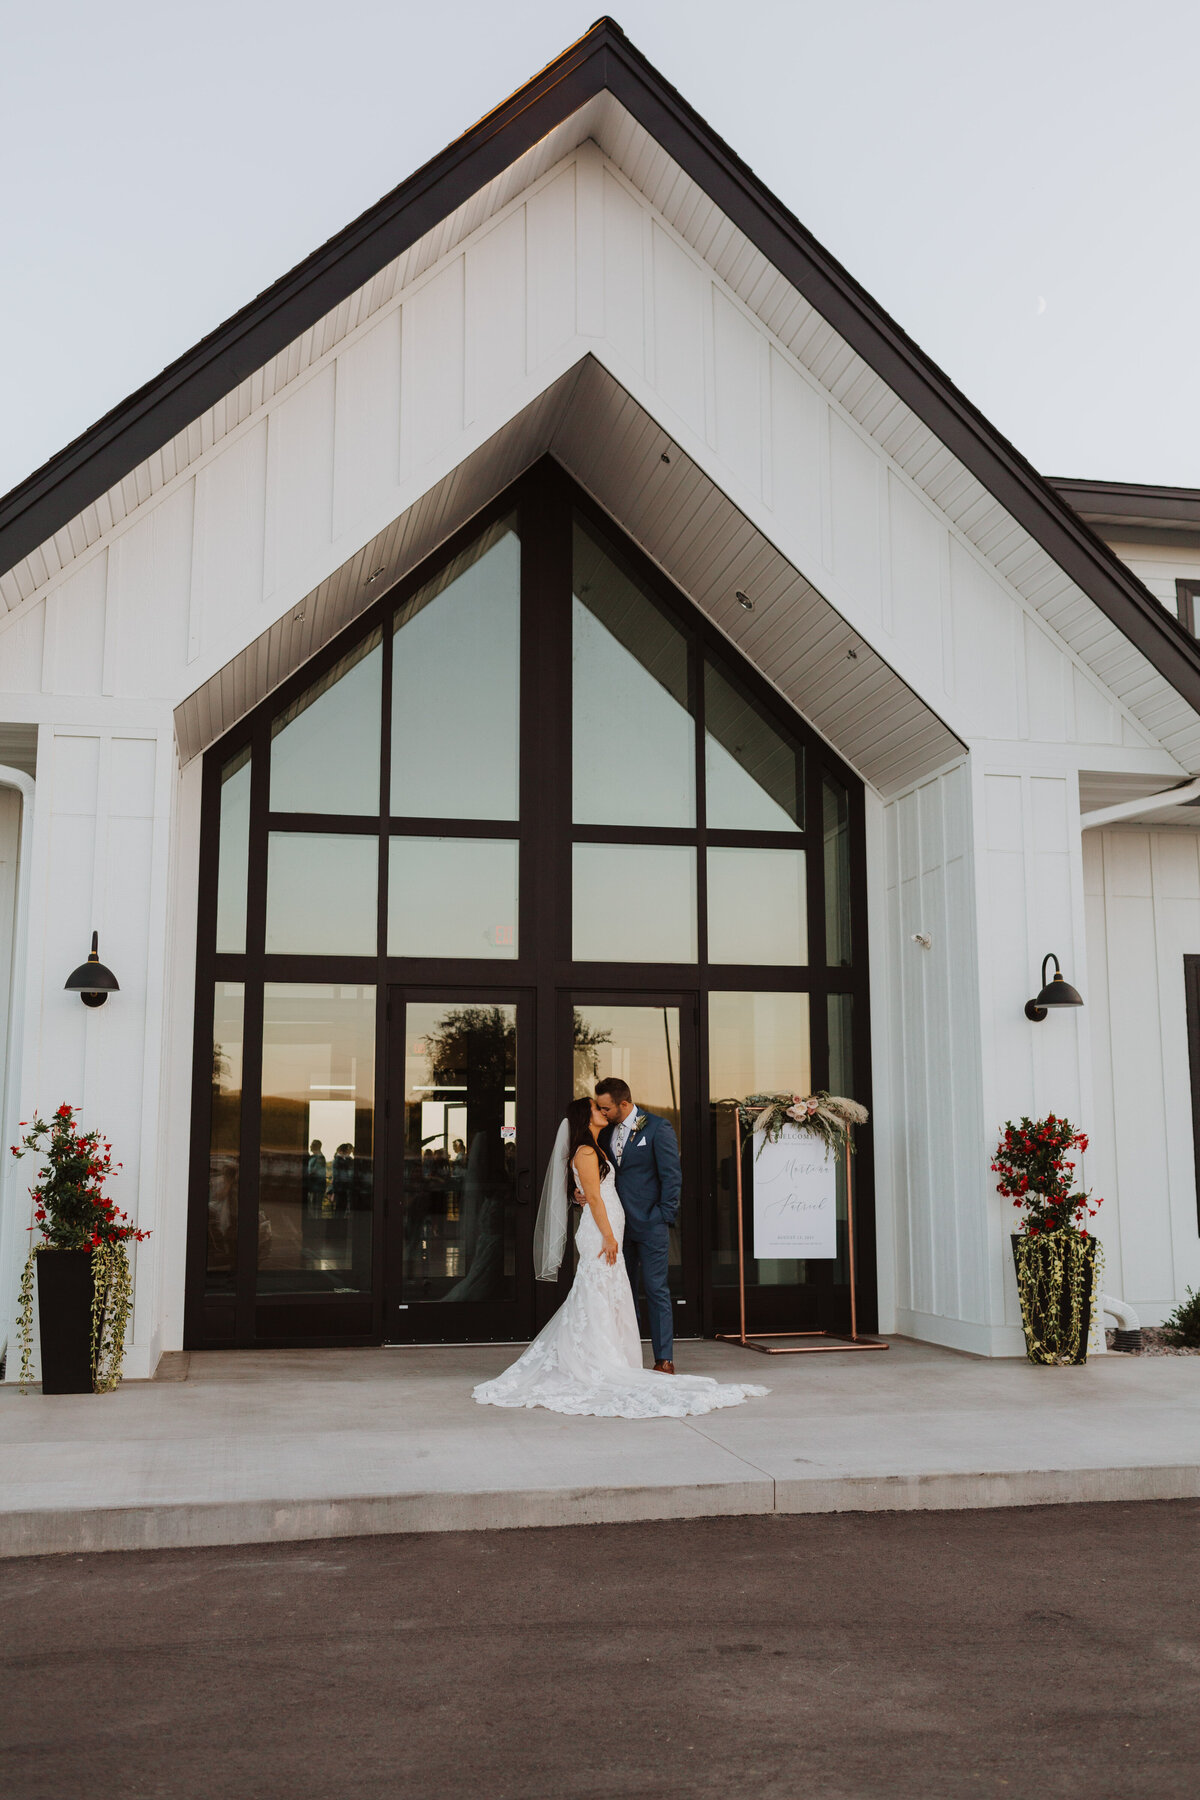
{"left": 257, "top": 984, "right": 375, "bottom": 1295}
{"left": 207, "top": 983, "right": 244, "bottom": 1292}
{"left": 404, "top": 1004, "right": 517, "bottom": 1305}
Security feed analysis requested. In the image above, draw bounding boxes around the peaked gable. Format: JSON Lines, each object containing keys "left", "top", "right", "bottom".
{"left": 3, "top": 17, "right": 1200, "bottom": 760}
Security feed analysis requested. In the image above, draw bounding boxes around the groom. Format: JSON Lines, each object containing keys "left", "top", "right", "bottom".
{"left": 594, "top": 1077, "right": 680, "bottom": 1373}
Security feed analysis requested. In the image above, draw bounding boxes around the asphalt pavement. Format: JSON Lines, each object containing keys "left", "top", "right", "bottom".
{"left": 2, "top": 1501, "right": 1198, "bottom": 1800}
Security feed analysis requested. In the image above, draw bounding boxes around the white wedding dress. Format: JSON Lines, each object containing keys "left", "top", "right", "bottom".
{"left": 473, "top": 1154, "right": 768, "bottom": 1419}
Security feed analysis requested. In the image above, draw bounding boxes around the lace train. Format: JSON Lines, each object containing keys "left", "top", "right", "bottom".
{"left": 473, "top": 1160, "right": 768, "bottom": 1420}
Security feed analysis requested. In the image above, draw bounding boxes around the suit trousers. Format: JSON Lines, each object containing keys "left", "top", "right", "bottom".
{"left": 623, "top": 1221, "right": 673, "bottom": 1363}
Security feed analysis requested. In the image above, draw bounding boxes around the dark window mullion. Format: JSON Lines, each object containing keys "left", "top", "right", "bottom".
{"left": 267, "top": 811, "right": 383, "bottom": 834}
{"left": 693, "top": 630, "right": 708, "bottom": 970}
{"left": 806, "top": 756, "right": 828, "bottom": 975}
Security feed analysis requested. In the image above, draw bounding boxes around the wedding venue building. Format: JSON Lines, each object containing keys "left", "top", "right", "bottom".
{"left": 3, "top": 17, "right": 1200, "bottom": 1376}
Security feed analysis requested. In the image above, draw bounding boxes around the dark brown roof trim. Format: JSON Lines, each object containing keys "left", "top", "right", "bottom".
{"left": 1048, "top": 477, "right": 1200, "bottom": 532}
{"left": 5, "top": 17, "right": 1200, "bottom": 721}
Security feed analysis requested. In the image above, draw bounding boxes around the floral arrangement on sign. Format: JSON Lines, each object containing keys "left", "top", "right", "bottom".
{"left": 992, "top": 1114, "right": 1102, "bottom": 1366}
{"left": 715, "top": 1092, "right": 869, "bottom": 1157}
{"left": 11, "top": 1104, "right": 149, "bottom": 1392}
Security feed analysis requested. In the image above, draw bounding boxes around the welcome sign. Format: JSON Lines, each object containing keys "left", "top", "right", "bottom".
{"left": 752, "top": 1124, "right": 839, "bottom": 1259}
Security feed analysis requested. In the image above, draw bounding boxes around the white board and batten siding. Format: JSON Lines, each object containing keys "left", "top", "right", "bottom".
{"left": 1084, "top": 829, "right": 1200, "bottom": 1320}
{"left": 0, "top": 138, "right": 1188, "bottom": 798}
{"left": 0, "top": 726, "right": 175, "bottom": 1377}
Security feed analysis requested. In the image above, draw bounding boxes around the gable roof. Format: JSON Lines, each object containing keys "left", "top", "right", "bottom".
{"left": 5, "top": 16, "right": 1200, "bottom": 719}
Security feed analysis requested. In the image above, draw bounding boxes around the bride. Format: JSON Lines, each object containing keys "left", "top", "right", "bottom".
{"left": 472, "top": 1096, "right": 768, "bottom": 1419}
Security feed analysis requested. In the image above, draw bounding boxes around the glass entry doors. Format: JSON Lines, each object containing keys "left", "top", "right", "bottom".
{"left": 385, "top": 991, "right": 534, "bottom": 1342}
{"left": 566, "top": 995, "right": 701, "bottom": 1334}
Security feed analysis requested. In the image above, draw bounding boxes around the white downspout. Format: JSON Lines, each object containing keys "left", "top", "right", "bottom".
{"left": 1101, "top": 1293, "right": 1142, "bottom": 1352}
{"left": 0, "top": 766, "right": 35, "bottom": 1371}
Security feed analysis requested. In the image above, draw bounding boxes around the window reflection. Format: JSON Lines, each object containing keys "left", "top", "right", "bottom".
{"left": 257, "top": 984, "right": 375, "bottom": 1294}
{"left": 265, "top": 833, "right": 378, "bottom": 955}
{"left": 216, "top": 748, "right": 251, "bottom": 954}
{"left": 709, "top": 991, "right": 814, "bottom": 1290}
{"left": 388, "top": 837, "right": 518, "bottom": 959}
{"left": 704, "top": 663, "right": 803, "bottom": 831}
{"left": 572, "top": 518, "right": 695, "bottom": 827}
{"left": 823, "top": 775, "right": 852, "bottom": 965}
{"left": 270, "top": 631, "right": 382, "bottom": 815}
{"left": 829, "top": 993, "right": 854, "bottom": 1097}
{"left": 573, "top": 842, "right": 697, "bottom": 963}
{"left": 707, "top": 846, "right": 807, "bottom": 965}
{"left": 403, "top": 1003, "right": 517, "bottom": 1304}
{"left": 392, "top": 522, "right": 520, "bottom": 821}
{"left": 206, "top": 983, "right": 244, "bottom": 1292}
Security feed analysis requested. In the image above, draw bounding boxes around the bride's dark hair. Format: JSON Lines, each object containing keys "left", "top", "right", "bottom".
{"left": 565, "top": 1095, "right": 610, "bottom": 1199}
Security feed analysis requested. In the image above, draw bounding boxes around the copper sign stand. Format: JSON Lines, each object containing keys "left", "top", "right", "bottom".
{"left": 715, "top": 1107, "right": 888, "bottom": 1355}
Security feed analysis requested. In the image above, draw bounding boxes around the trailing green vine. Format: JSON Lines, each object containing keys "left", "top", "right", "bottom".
{"left": 993, "top": 1114, "right": 1104, "bottom": 1365}
{"left": 16, "top": 1245, "right": 38, "bottom": 1389}
{"left": 10, "top": 1104, "right": 148, "bottom": 1394}
{"left": 90, "top": 1240, "right": 134, "bottom": 1394}
{"left": 1012, "top": 1228, "right": 1103, "bottom": 1365}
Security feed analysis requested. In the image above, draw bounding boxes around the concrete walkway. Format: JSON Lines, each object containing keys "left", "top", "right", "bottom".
{"left": 2, "top": 1337, "right": 1197, "bottom": 1556}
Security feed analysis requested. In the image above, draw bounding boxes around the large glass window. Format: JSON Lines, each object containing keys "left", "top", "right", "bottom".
{"left": 705, "top": 662, "right": 803, "bottom": 832}
{"left": 257, "top": 984, "right": 375, "bottom": 1294}
{"left": 573, "top": 842, "right": 697, "bottom": 963}
{"left": 707, "top": 846, "right": 807, "bottom": 965}
{"left": 709, "top": 991, "right": 811, "bottom": 1290}
{"left": 265, "top": 833, "right": 378, "bottom": 955}
{"left": 270, "top": 631, "right": 382, "bottom": 815}
{"left": 194, "top": 474, "right": 868, "bottom": 1351}
{"left": 206, "top": 982, "right": 244, "bottom": 1292}
{"left": 823, "top": 775, "right": 852, "bottom": 966}
{"left": 403, "top": 1002, "right": 517, "bottom": 1303}
{"left": 392, "top": 521, "right": 520, "bottom": 821}
{"left": 388, "top": 837, "right": 518, "bottom": 959}
{"left": 572, "top": 519, "right": 695, "bottom": 827}
{"left": 216, "top": 748, "right": 251, "bottom": 954}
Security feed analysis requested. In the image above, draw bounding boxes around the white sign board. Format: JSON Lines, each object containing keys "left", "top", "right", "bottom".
{"left": 752, "top": 1124, "right": 838, "bottom": 1259}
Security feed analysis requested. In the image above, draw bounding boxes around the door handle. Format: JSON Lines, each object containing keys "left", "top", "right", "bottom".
{"left": 516, "top": 1167, "right": 532, "bottom": 1205}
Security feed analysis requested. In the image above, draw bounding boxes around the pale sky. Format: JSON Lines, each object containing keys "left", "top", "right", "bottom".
{"left": 3, "top": 0, "right": 1198, "bottom": 501}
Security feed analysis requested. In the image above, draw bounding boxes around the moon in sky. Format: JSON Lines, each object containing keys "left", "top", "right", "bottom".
{"left": 1036, "top": 295, "right": 1047, "bottom": 314}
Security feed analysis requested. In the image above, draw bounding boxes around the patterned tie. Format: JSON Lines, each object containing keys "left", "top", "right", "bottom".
{"left": 615, "top": 1119, "right": 626, "bottom": 1165}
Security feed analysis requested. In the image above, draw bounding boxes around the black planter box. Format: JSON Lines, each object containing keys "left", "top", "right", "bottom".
{"left": 36, "top": 1249, "right": 96, "bottom": 1394}
{"left": 1011, "top": 1232, "right": 1096, "bottom": 1365}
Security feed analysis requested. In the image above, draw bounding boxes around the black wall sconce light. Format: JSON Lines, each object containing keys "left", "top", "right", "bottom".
{"left": 64, "top": 931, "right": 120, "bottom": 1008}
{"left": 1024, "top": 952, "right": 1083, "bottom": 1022}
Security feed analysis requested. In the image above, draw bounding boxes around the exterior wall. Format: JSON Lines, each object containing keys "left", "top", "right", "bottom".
{"left": 0, "top": 136, "right": 1191, "bottom": 1364}
{"left": 1083, "top": 827, "right": 1200, "bottom": 1322}
{"left": 879, "top": 761, "right": 993, "bottom": 1352}
{"left": 0, "top": 721, "right": 177, "bottom": 1378}
{"left": 1102, "top": 537, "right": 1200, "bottom": 618}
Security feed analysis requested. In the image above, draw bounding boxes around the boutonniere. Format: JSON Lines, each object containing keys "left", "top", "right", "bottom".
{"left": 633, "top": 1113, "right": 648, "bottom": 1133}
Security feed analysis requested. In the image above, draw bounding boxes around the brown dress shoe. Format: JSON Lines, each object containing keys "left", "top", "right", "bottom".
{"left": 653, "top": 1360, "right": 676, "bottom": 1374}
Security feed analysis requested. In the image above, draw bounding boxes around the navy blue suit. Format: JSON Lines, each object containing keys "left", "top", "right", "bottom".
{"left": 600, "top": 1109, "right": 681, "bottom": 1363}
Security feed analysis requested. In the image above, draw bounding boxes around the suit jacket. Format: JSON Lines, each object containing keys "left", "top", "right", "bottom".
{"left": 600, "top": 1110, "right": 682, "bottom": 1238}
